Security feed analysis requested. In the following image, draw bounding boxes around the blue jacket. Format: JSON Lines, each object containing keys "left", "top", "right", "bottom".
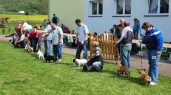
{"left": 133, "top": 22, "right": 141, "bottom": 32}
{"left": 142, "top": 27, "right": 164, "bottom": 51}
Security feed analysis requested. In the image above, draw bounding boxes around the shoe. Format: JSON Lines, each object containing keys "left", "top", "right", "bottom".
{"left": 150, "top": 82, "right": 156, "bottom": 85}
{"left": 58, "top": 59, "right": 62, "bottom": 62}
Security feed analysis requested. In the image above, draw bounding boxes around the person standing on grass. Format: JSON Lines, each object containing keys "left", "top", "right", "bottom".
{"left": 117, "top": 21, "right": 133, "bottom": 69}
{"left": 50, "top": 23, "right": 63, "bottom": 62}
{"left": 52, "top": 14, "right": 59, "bottom": 25}
{"left": 38, "top": 21, "right": 52, "bottom": 56}
{"left": 75, "top": 19, "right": 89, "bottom": 59}
{"left": 115, "top": 18, "right": 126, "bottom": 54}
{"left": 140, "top": 22, "right": 164, "bottom": 85}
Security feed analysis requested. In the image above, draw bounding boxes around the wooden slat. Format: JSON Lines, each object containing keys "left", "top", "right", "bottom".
{"left": 132, "top": 39, "right": 171, "bottom": 48}
{"left": 63, "top": 33, "right": 76, "bottom": 37}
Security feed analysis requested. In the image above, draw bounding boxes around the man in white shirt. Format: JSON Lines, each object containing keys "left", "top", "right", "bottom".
{"left": 75, "top": 19, "right": 89, "bottom": 59}
{"left": 51, "top": 23, "right": 63, "bottom": 62}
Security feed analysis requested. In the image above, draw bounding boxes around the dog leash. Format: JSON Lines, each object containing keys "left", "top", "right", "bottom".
{"left": 140, "top": 43, "right": 143, "bottom": 68}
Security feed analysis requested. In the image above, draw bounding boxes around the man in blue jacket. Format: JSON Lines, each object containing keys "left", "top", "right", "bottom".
{"left": 140, "top": 22, "right": 164, "bottom": 85}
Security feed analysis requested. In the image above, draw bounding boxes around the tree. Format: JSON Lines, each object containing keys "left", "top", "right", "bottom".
{"left": 37, "top": 0, "right": 48, "bottom": 14}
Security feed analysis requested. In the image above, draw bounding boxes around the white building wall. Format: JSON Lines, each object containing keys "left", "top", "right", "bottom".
{"left": 84, "top": 0, "right": 171, "bottom": 42}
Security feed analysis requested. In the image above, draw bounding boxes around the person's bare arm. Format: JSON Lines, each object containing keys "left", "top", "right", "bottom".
{"left": 75, "top": 33, "right": 78, "bottom": 44}
{"left": 59, "top": 34, "right": 63, "bottom": 43}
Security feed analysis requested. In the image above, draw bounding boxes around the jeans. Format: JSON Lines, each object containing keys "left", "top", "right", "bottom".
{"left": 63, "top": 36, "right": 68, "bottom": 44}
{"left": 53, "top": 43, "right": 62, "bottom": 59}
{"left": 88, "top": 61, "right": 102, "bottom": 71}
{"left": 133, "top": 30, "right": 138, "bottom": 39}
{"left": 120, "top": 44, "right": 132, "bottom": 68}
{"left": 30, "top": 38, "right": 37, "bottom": 52}
{"left": 146, "top": 50, "right": 161, "bottom": 83}
{"left": 76, "top": 41, "right": 87, "bottom": 59}
{"left": 20, "top": 39, "right": 27, "bottom": 48}
{"left": 37, "top": 37, "right": 42, "bottom": 51}
{"left": 44, "top": 40, "right": 52, "bottom": 56}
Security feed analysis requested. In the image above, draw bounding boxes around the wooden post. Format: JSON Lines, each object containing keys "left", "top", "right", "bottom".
{"left": 89, "top": 33, "right": 94, "bottom": 58}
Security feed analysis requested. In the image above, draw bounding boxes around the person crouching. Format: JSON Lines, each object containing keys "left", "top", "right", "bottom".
{"left": 83, "top": 41, "right": 103, "bottom": 72}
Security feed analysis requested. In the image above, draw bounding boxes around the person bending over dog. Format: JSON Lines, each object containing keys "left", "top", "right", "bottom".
{"left": 83, "top": 41, "right": 103, "bottom": 72}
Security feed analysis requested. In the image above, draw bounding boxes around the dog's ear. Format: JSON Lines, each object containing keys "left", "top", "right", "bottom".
{"left": 73, "top": 59, "right": 75, "bottom": 62}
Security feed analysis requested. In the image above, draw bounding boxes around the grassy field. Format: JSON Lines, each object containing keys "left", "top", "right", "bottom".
{"left": 0, "top": 14, "right": 47, "bottom": 21}
{"left": 0, "top": 40, "right": 171, "bottom": 95}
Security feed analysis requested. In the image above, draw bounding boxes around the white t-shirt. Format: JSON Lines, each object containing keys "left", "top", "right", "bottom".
{"left": 77, "top": 24, "right": 89, "bottom": 42}
{"left": 23, "top": 22, "right": 32, "bottom": 29}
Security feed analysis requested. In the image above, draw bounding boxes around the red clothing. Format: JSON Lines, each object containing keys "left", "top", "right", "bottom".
{"left": 16, "top": 24, "right": 22, "bottom": 34}
{"left": 28, "top": 30, "right": 37, "bottom": 40}
{"left": 64, "top": 27, "right": 69, "bottom": 31}
{"left": 37, "top": 32, "right": 42, "bottom": 37}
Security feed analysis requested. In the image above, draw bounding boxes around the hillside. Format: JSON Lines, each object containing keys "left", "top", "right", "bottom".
{"left": 0, "top": 0, "right": 48, "bottom": 14}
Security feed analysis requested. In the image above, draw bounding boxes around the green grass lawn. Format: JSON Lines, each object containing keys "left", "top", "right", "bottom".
{"left": 0, "top": 40, "right": 171, "bottom": 95}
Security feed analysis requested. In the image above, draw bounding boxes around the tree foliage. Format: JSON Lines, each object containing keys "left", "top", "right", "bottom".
{"left": 0, "top": 0, "right": 48, "bottom": 14}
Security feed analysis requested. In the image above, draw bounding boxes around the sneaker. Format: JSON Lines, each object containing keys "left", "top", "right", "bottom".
{"left": 58, "top": 59, "right": 62, "bottom": 62}
{"left": 150, "top": 82, "right": 156, "bottom": 85}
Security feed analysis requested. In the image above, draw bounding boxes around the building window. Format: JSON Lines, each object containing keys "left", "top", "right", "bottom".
{"left": 148, "top": 0, "right": 169, "bottom": 14}
{"left": 90, "top": 0, "right": 103, "bottom": 15}
{"left": 116, "top": 0, "right": 131, "bottom": 15}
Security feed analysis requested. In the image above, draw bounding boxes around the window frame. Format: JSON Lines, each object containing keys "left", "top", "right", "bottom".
{"left": 89, "top": 0, "right": 103, "bottom": 17}
{"left": 113, "top": 0, "right": 131, "bottom": 17}
{"left": 145, "top": 0, "right": 169, "bottom": 16}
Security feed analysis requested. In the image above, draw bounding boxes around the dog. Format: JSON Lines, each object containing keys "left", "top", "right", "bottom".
{"left": 25, "top": 44, "right": 28, "bottom": 50}
{"left": 116, "top": 62, "right": 130, "bottom": 77}
{"left": 44, "top": 54, "right": 57, "bottom": 63}
{"left": 27, "top": 45, "right": 33, "bottom": 53}
{"left": 37, "top": 50, "right": 44, "bottom": 59}
{"left": 138, "top": 69, "right": 151, "bottom": 85}
{"left": 73, "top": 58, "right": 87, "bottom": 67}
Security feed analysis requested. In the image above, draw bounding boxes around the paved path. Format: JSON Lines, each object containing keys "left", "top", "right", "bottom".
{"left": 0, "top": 35, "right": 171, "bottom": 77}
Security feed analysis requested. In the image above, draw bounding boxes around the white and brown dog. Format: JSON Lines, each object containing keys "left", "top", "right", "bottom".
{"left": 73, "top": 58, "right": 87, "bottom": 67}
{"left": 25, "top": 44, "right": 33, "bottom": 53}
{"left": 37, "top": 50, "right": 44, "bottom": 59}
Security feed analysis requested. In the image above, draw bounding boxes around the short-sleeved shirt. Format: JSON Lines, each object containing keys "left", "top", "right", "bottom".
{"left": 20, "top": 34, "right": 25, "bottom": 41}
{"left": 51, "top": 27, "right": 63, "bottom": 45}
{"left": 28, "top": 30, "right": 36, "bottom": 40}
{"left": 44, "top": 25, "right": 52, "bottom": 40}
{"left": 77, "top": 24, "right": 89, "bottom": 42}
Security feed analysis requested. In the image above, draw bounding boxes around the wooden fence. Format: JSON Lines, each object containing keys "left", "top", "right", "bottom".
{"left": 89, "top": 33, "right": 120, "bottom": 60}
{"left": 88, "top": 33, "right": 171, "bottom": 60}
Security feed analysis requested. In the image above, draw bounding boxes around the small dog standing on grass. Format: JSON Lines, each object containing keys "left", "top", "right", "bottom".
{"left": 25, "top": 44, "right": 33, "bottom": 53}
{"left": 44, "top": 54, "right": 57, "bottom": 63}
{"left": 138, "top": 69, "right": 151, "bottom": 85}
{"left": 73, "top": 58, "right": 87, "bottom": 67}
{"left": 116, "top": 62, "right": 130, "bottom": 77}
{"left": 37, "top": 50, "right": 44, "bottom": 59}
